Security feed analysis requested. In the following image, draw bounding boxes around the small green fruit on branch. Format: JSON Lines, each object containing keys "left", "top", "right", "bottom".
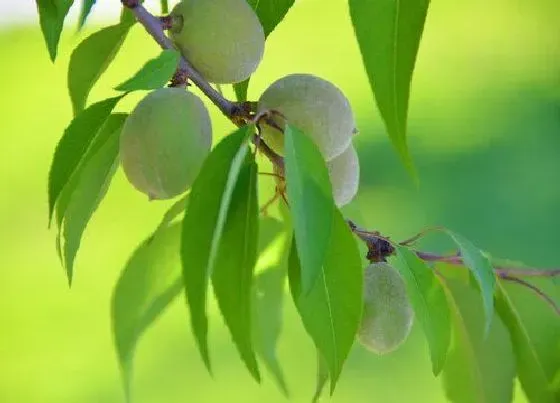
{"left": 168, "top": 0, "right": 265, "bottom": 84}
{"left": 120, "top": 88, "right": 212, "bottom": 200}
{"left": 121, "top": 0, "right": 239, "bottom": 117}
{"left": 257, "top": 74, "right": 356, "bottom": 161}
{"left": 358, "top": 262, "right": 414, "bottom": 354}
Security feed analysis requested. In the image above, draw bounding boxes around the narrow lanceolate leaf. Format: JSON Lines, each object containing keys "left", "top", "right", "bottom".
{"left": 447, "top": 231, "right": 496, "bottom": 335}
{"left": 252, "top": 224, "right": 291, "bottom": 396}
{"left": 246, "top": 0, "right": 295, "bottom": 37}
{"left": 284, "top": 124, "right": 334, "bottom": 294}
{"left": 48, "top": 95, "right": 124, "bottom": 223}
{"left": 234, "top": 0, "right": 295, "bottom": 101}
{"left": 55, "top": 113, "right": 127, "bottom": 228}
{"left": 442, "top": 279, "right": 515, "bottom": 403}
{"left": 288, "top": 210, "right": 363, "bottom": 394}
{"left": 181, "top": 126, "right": 253, "bottom": 371}
{"left": 392, "top": 246, "right": 451, "bottom": 375}
{"left": 78, "top": 0, "right": 96, "bottom": 29}
{"left": 115, "top": 50, "right": 180, "bottom": 92}
{"left": 68, "top": 22, "right": 133, "bottom": 115}
{"left": 212, "top": 155, "right": 261, "bottom": 382}
{"left": 36, "top": 0, "right": 74, "bottom": 61}
{"left": 348, "top": 0, "right": 429, "bottom": 176}
{"left": 59, "top": 118, "right": 122, "bottom": 284}
{"left": 111, "top": 223, "right": 183, "bottom": 400}
{"left": 312, "top": 352, "right": 330, "bottom": 403}
{"left": 111, "top": 199, "right": 283, "bottom": 401}
{"left": 496, "top": 279, "right": 560, "bottom": 403}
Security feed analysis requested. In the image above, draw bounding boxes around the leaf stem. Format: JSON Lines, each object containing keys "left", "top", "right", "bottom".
{"left": 501, "top": 275, "right": 560, "bottom": 315}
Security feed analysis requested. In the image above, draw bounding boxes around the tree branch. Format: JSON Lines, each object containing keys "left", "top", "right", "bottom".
{"left": 501, "top": 275, "right": 560, "bottom": 315}
{"left": 123, "top": 1, "right": 559, "bottom": 284}
{"left": 348, "top": 221, "right": 559, "bottom": 280}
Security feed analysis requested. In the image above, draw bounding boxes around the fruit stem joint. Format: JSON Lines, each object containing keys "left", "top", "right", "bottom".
{"left": 160, "top": 15, "right": 182, "bottom": 31}
{"left": 169, "top": 68, "right": 189, "bottom": 88}
{"left": 347, "top": 220, "right": 395, "bottom": 263}
{"left": 366, "top": 239, "right": 395, "bottom": 263}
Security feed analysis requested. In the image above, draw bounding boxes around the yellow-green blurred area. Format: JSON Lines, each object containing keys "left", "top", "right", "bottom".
{"left": 1, "top": 0, "right": 559, "bottom": 401}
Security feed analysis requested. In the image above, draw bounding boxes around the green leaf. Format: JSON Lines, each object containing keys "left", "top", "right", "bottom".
{"left": 55, "top": 113, "right": 127, "bottom": 228}
{"left": 312, "top": 351, "right": 329, "bottom": 403}
{"left": 181, "top": 126, "right": 253, "bottom": 371}
{"left": 115, "top": 50, "right": 180, "bottom": 92}
{"left": 111, "top": 199, "right": 286, "bottom": 401}
{"left": 68, "top": 22, "right": 132, "bottom": 115}
{"left": 78, "top": 0, "right": 96, "bottom": 29}
{"left": 348, "top": 0, "right": 429, "bottom": 177}
{"left": 392, "top": 245, "right": 451, "bottom": 375}
{"left": 446, "top": 231, "right": 496, "bottom": 335}
{"left": 58, "top": 116, "right": 122, "bottom": 284}
{"left": 284, "top": 124, "right": 334, "bottom": 294}
{"left": 246, "top": 0, "right": 295, "bottom": 37}
{"left": 252, "top": 223, "right": 291, "bottom": 396}
{"left": 48, "top": 96, "right": 124, "bottom": 223}
{"left": 442, "top": 279, "right": 515, "bottom": 403}
{"left": 288, "top": 209, "right": 362, "bottom": 394}
{"left": 111, "top": 223, "right": 184, "bottom": 400}
{"left": 212, "top": 155, "right": 261, "bottom": 382}
{"left": 234, "top": 0, "right": 295, "bottom": 101}
{"left": 36, "top": 0, "right": 74, "bottom": 61}
{"left": 496, "top": 279, "right": 560, "bottom": 403}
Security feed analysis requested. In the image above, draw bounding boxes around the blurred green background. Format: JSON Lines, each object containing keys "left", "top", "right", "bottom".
{"left": 0, "top": 0, "right": 559, "bottom": 402}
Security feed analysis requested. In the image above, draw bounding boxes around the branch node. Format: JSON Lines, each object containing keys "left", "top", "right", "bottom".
{"left": 366, "top": 237, "right": 395, "bottom": 263}
{"left": 159, "top": 15, "right": 174, "bottom": 30}
{"left": 168, "top": 68, "right": 189, "bottom": 88}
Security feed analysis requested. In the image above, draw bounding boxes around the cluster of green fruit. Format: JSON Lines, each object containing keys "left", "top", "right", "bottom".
{"left": 358, "top": 262, "right": 414, "bottom": 354}
{"left": 120, "top": 0, "right": 360, "bottom": 206}
{"left": 119, "top": 0, "right": 407, "bottom": 357}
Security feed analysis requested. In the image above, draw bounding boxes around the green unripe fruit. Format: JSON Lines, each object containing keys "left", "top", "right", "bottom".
{"left": 257, "top": 74, "right": 355, "bottom": 161}
{"left": 170, "top": 0, "right": 265, "bottom": 84}
{"left": 358, "top": 262, "right": 414, "bottom": 354}
{"left": 327, "top": 143, "right": 360, "bottom": 207}
{"left": 120, "top": 88, "right": 212, "bottom": 200}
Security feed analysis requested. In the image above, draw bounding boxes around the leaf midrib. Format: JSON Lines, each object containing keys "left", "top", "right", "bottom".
{"left": 398, "top": 249, "right": 442, "bottom": 371}
{"left": 391, "top": 0, "right": 403, "bottom": 144}
{"left": 497, "top": 282, "right": 551, "bottom": 393}
{"left": 448, "top": 290, "right": 487, "bottom": 403}
{"left": 321, "top": 268, "right": 338, "bottom": 385}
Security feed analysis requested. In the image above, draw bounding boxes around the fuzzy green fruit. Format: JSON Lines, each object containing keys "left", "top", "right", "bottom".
{"left": 358, "top": 262, "right": 414, "bottom": 354}
{"left": 120, "top": 88, "right": 212, "bottom": 200}
{"left": 327, "top": 143, "right": 360, "bottom": 207}
{"left": 170, "top": 0, "right": 265, "bottom": 84}
{"left": 257, "top": 74, "right": 355, "bottom": 161}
